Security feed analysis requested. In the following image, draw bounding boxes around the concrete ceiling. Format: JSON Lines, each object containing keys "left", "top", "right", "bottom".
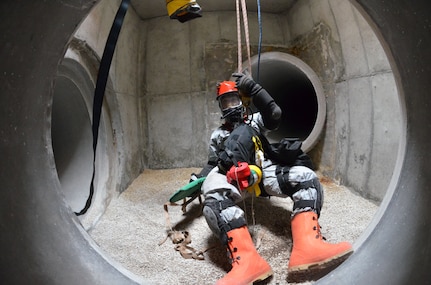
{"left": 131, "top": 0, "right": 297, "bottom": 20}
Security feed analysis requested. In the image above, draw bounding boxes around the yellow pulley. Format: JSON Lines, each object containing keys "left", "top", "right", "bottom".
{"left": 166, "top": 0, "right": 202, "bottom": 23}
{"left": 246, "top": 165, "right": 262, "bottom": 197}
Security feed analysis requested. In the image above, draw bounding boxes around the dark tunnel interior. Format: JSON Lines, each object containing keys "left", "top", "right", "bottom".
{"left": 246, "top": 52, "right": 325, "bottom": 151}
{"left": 254, "top": 59, "right": 318, "bottom": 142}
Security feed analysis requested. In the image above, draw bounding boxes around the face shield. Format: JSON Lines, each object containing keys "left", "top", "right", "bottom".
{"left": 218, "top": 92, "right": 244, "bottom": 121}
{"left": 219, "top": 92, "right": 242, "bottom": 111}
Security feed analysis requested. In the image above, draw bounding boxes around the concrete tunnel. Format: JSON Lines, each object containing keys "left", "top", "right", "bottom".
{"left": 1, "top": 0, "right": 430, "bottom": 284}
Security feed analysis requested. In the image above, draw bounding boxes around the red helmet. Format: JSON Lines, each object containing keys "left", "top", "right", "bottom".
{"left": 216, "top": 81, "right": 243, "bottom": 121}
{"left": 217, "top": 81, "right": 238, "bottom": 98}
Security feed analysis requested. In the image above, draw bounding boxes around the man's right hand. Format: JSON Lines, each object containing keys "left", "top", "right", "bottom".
{"left": 189, "top": 173, "right": 201, "bottom": 182}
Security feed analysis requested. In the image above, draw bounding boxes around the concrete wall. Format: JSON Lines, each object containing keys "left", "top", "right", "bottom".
{"left": 285, "top": 0, "right": 400, "bottom": 201}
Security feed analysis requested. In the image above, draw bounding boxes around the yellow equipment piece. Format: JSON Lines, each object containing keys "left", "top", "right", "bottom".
{"left": 247, "top": 165, "right": 262, "bottom": 197}
{"left": 166, "top": 0, "right": 202, "bottom": 23}
{"left": 252, "top": 136, "right": 264, "bottom": 167}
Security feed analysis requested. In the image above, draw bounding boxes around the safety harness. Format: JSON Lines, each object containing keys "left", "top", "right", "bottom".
{"left": 218, "top": 123, "right": 259, "bottom": 171}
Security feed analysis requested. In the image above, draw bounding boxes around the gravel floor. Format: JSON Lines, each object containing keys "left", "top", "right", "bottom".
{"left": 88, "top": 168, "right": 379, "bottom": 285}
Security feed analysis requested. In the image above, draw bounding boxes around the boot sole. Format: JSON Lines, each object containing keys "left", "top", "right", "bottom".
{"left": 287, "top": 249, "right": 353, "bottom": 283}
{"left": 249, "top": 269, "right": 274, "bottom": 284}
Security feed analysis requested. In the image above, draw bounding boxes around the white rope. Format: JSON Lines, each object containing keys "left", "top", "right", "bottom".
{"left": 240, "top": 0, "right": 252, "bottom": 75}
{"left": 236, "top": 0, "right": 252, "bottom": 75}
{"left": 234, "top": 164, "right": 258, "bottom": 240}
{"left": 236, "top": 0, "right": 242, "bottom": 73}
{"left": 235, "top": 1, "right": 257, "bottom": 241}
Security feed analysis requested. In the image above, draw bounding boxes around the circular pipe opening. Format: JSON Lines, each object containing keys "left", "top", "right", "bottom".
{"left": 52, "top": 64, "right": 93, "bottom": 213}
{"left": 247, "top": 52, "right": 326, "bottom": 152}
{"left": 51, "top": 48, "right": 122, "bottom": 228}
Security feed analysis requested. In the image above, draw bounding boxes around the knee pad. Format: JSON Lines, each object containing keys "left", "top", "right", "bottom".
{"left": 202, "top": 205, "right": 221, "bottom": 238}
{"left": 203, "top": 199, "right": 246, "bottom": 244}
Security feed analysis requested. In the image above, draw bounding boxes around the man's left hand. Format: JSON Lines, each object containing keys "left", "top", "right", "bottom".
{"left": 232, "top": 73, "right": 262, "bottom": 97}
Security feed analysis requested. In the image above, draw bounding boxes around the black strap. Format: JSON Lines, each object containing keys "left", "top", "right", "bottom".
{"left": 276, "top": 166, "right": 317, "bottom": 197}
{"left": 75, "top": 0, "right": 130, "bottom": 216}
{"left": 293, "top": 200, "right": 316, "bottom": 210}
{"left": 276, "top": 165, "right": 291, "bottom": 195}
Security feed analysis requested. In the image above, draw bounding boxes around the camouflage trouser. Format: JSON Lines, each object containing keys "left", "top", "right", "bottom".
{"left": 201, "top": 159, "right": 324, "bottom": 244}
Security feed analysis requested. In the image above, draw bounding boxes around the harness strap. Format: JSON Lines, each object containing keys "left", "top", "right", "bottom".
{"left": 252, "top": 135, "right": 264, "bottom": 167}
{"left": 293, "top": 200, "right": 316, "bottom": 210}
{"left": 160, "top": 198, "right": 215, "bottom": 260}
{"left": 276, "top": 166, "right": 317, "bottom": 196}
{"left": 294, "top": 180, "right": 316, "bottom": 191}
{"left": 159, "top": 229, "right": 208, "bottom": 260}
{"left": 217, "top": 199, "right": 236, "bottom": 210}
{"left": 205, "top": 199, "right": 246, "bottom": 244}
{"left": 276, "top": 165, "right": 292, "bottom": 195}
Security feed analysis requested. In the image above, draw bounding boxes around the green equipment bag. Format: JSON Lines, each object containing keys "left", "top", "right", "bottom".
{"left": 169, "top": 176, "right": 206, "bottom": 203}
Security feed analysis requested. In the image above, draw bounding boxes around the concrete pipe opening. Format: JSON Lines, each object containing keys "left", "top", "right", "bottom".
{"left": 246, "top": 52, "right": 326, "bottom": 152}
{"left": 51, "top": 55, "right": 117, "bottom": 228}
{"left": 52, "top": 59, "right": 93, "bottom": 213}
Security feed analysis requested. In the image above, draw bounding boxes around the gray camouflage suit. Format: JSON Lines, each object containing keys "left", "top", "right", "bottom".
{"left": 201, "top": 112, "right": 324, "bottom": 244}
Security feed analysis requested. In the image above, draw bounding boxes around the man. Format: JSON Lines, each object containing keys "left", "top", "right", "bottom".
{"left": 196, "top": 73, "right": 352, "bottom": 284}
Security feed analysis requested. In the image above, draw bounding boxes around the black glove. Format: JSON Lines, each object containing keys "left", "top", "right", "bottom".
{"left": 232, "top": 73, "right": 262, "bottom": 97}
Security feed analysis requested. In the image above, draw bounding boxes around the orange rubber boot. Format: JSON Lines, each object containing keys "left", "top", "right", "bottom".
{"left": 287, "top": 212, "right": 353, "bottom": 282}
{"left": 216, "top": 226, "right": 273, "bottom": 285}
